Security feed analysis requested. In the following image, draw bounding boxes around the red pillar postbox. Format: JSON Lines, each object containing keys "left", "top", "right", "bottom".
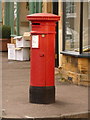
{"left": 27, "top": 13, "right": 60, "bottom": 104}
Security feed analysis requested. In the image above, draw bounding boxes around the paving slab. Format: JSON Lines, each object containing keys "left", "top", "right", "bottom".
{"left": 1, "top": 52, "right": 89, "bottom": 119}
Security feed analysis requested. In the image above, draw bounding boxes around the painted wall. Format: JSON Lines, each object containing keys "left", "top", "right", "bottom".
{"left": 19, "top": 2, "right": 29, "bottom": 35}
{"left": 42, "top": 0, "right": 52, "bottom": 13}
{"left": 58, "top": 0, "right": 63, "bottom": 67}
{"left": 19, "top": 2, "right": 29, "bottom": 22}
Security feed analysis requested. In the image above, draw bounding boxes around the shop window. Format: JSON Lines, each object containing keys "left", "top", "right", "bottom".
{"left": 83, "top": 2, "right": 90, "bottom": 52}
{"left": 62, "top": 2, "right": 90, "bottom": 56}
{"left": 64, "top": 2, "right": 80, "bottom": 52}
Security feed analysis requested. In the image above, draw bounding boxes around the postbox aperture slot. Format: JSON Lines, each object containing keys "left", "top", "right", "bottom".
{"left": 32, "top": 23, "right": 40, "bottom": 25}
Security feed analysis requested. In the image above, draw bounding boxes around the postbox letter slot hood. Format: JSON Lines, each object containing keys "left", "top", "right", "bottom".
{"left": 27, "top": 13, "right": 60, "bottom": 22}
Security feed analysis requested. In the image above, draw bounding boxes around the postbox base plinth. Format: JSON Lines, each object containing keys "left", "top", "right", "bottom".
{"left": 29, "top": 86, "right": 55, "bottom": 104}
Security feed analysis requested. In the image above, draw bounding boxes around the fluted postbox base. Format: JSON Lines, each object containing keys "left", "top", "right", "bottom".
{"left": 29, "top": 86, "right": 55, "bottom": 104}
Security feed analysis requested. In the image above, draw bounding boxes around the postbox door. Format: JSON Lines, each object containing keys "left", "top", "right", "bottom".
{"left": 30, "top": 35, "right": 46, "bottom": 87}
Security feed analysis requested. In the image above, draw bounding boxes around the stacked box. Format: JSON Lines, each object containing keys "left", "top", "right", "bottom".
{"left": 15, "top": 48, "right": 30, "bottom": 61}
{"left": 15, "top": 36, "right": 30, "bottom": 48}
{"left": 7, "top": 32, "right": 30, "bottom": 61}
{"left": 7, "top": 44, "right": 16, "bottom": 60}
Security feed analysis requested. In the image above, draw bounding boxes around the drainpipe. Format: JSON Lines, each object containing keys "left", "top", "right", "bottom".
{"left": 4, "top": 2, "right": 11, "bottom": 26}
{"left": 38, "top": 1, "right": 42, "bottom": 13}
{"left": 10, "top": 2, "right": 14, "bottom": 36}
{"left": 28, "top": 0, "right": 42, "bottom": 31}
{"left": 29, "top": 1, "right": 35, "bottom": 14}
{"left": 28, "top": 1, "right": 35, "bottom": 31}
{"left": 0, "top": 1, "right": 2, "bottom": 24}
{"left": 16, "top": 2, "right": 20, "bottom": 36}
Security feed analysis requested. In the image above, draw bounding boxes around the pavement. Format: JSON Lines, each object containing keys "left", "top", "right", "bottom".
{"left": 1, "top": 52, "right": 90, "bottom": 119}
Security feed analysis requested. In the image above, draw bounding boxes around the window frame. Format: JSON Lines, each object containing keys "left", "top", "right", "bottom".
{"left": 61, "top": 2, "right": 90, "bottom": 58}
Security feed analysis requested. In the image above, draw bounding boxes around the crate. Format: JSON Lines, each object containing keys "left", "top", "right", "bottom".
{"left": 15, "top": 36, "right": 30, "bottom": 48}
{"left": 7, "top": 44, "right": 16, "bottom": 60}
{"left": 15, "top": 48, "right": 30, "bottom": 61}
{"left": 11, "top": 37, "right": 16, "bottom": 44}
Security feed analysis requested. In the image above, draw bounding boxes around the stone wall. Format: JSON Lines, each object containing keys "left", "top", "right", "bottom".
{"left": 60, "top": 55, "right": 90, "bottom": 86}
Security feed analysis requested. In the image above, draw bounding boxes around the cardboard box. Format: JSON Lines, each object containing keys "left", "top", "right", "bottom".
{"left": 15, "top": 36, "right": 30, "bottom": 48}
{"left": 15, "top": 48, "right": 30, "bottom": 61}
{"left": 11, "top": 37, "right": 16, "bottom": 44}
{"left": 23, "top": 32, "right": 30, "bottom": 40}
{"left": 7, "top": 44, "right": 16, "bottom": 60}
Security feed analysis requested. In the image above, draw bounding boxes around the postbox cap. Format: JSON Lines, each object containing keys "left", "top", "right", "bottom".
{"left": 27, "top": 13, "right": 60, "bottom": 21}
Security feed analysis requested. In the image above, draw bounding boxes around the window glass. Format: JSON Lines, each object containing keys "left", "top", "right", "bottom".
{"left": 83, "top": 2, "right": 90, "bottom": 52}
{"left": 65, "top": 2, "right": 80, "bottom": 52}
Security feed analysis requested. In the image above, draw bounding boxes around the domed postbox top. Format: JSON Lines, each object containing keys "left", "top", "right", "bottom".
{"left": 27, "top": 13, "right": 60, "bottom": 21}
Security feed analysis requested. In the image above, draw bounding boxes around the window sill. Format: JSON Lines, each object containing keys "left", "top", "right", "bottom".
{"left": 60, "top": 51, "right": 90, "bottom": 58}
